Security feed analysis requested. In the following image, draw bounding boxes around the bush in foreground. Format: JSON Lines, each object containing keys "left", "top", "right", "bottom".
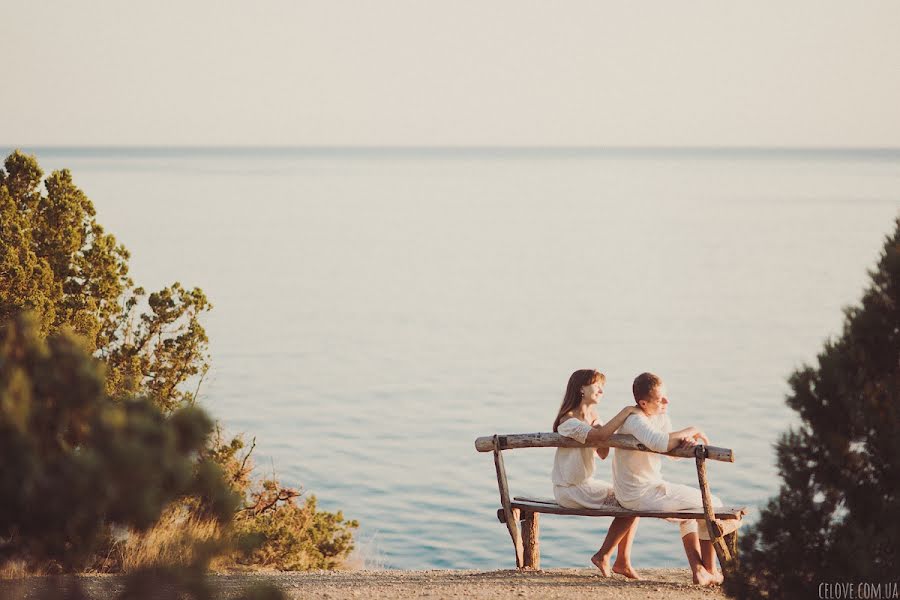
{"left": 725, "top": 218, "right": 900, "bottom": 598}
{"left": 1, "top": 150, "right": 357, "bottom": 576}
{"left": 0, "top": 313, "right": 263, "bottom": 598}
{"left": 209, "top": 433, "right": 359, "bottom": 571}
{"left": 103, "top": 433, "right": 359, "bottom": 574}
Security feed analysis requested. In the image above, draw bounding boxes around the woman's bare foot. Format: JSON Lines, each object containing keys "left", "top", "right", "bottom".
{"left": 590, "top": 551, "right": 612, "bottom": 577}
{"left": 709, "top": 569, "right": 724, "bottom": 585}
{"left": 612, "top": 562, "right": 642, "bottom": 580}
{"left": 692, "top": 565, "right": 715, "bottom": 586}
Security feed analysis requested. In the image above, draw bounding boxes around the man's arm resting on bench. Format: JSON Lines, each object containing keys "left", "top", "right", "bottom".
{"left": 627, "top": 415, "right": 710, "bottom": 453}
{"left": 668, "top": 426, "right": 710, "bottom": 450}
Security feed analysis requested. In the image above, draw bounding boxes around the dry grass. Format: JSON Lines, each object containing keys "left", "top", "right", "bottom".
{"left": 113, "top": 505, "right": 224, "bottom": 573}
{"left": 0, "top": 508, "right": 225, "bottom": 578}
{"left": 0, "top": 560, "right": 36, "bottom": 579}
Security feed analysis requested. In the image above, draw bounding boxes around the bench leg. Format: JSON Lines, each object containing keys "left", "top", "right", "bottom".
{"left": 496, "top": 507, "right": 527, "bottom": 568}
{"left": 724, "top": 529, "right": 738, "bottom": 563}
{"left": 493, "top": 443, "right": 524, "bottom": 568}
{"left": 695, "top": 454, "right": 733, "bottom": 570}
{"left": 509, "top": 508, "right": 523, "bottom": 567}
{"left": 521, "top": 511, "right": 540, "bottom": 570}
{"left": 709, "top": 521, "right": 732, "bottom": 568}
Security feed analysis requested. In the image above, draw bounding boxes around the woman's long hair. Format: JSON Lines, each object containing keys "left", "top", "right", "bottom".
{"left": 552, "top": 369, "right": 606, "bottom": 432}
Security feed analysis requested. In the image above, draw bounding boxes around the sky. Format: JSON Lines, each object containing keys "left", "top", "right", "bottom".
{"left": 3, "top": 1, "right": 900, "bottom": 147}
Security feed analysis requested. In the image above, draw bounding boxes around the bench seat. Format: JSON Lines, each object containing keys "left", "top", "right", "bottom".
{"left": 508, "top": 496, "right": 747, "bottom": 520}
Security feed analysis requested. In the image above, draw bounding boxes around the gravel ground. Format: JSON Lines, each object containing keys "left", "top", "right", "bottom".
{"left": 0, "top": 569, "right": 729, "bottom": 600}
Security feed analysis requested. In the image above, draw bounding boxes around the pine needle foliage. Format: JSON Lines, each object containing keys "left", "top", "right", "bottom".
{"left": 209, "top": 431, "right": 359, "bottom": 571}
{"left": 0, "top": 312, "right": 237, "bottom": 571}
{"left": 0, "top": 150, "right": 211, "bottom": 411}
{"left": 0, "top": 150, "right": 356, "bottom": 579}
{"left": 725, "top": 218, "right": 900, "bottom": 598}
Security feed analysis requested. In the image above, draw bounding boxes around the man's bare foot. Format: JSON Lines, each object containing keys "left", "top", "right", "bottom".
{"left": 612, "top": 563, "right": 642, "bottom": 580}
{"left": 692, "top": 565, "right": 715, "bottom": 586}
{"left": 590, "top": 551, "right": 612, "bottom": 577}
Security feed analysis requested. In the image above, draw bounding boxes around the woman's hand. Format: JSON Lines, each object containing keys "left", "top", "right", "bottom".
{"left": 584, "top": 405, "right": 640, "bottom": 444}
{"left": 616, "top": 405, "right": 640, "bottom": 419}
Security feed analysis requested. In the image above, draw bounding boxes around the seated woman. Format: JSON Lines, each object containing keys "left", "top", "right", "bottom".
{"left": 552, "top": 369, "right": 643, "bottom": 579}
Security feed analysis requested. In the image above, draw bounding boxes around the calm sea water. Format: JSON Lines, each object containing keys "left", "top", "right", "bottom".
{"left": 7, "top": 147, "right": 900, "bottom": 569}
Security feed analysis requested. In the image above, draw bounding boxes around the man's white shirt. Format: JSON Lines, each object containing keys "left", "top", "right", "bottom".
{"left": 611, "top": 412, "right": 672, "bottom": 505}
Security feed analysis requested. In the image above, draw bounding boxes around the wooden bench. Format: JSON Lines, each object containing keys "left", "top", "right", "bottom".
{"left": 474, "top": 432, "right": 747, "bottom": 571}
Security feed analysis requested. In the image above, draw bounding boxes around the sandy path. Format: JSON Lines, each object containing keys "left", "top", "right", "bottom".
{"left": 1, "top": 569, "right": 728, "bottom": 599}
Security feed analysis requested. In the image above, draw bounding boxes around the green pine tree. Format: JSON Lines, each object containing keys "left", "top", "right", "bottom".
{"left": 726, "top": 217, "right": 900, "bottom": 598}
{"left": 0, "top": 150, "right": 355, "bottom": 583}
{"left": 0, "top": 149, "right": 211, "bottom": 412}
{"left": 0, "top": 312, "right": 237, "bottom": 569}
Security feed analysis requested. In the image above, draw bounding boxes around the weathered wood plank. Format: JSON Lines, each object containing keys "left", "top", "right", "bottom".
{"left": 493, "top": 436, "right": 524, "bottom": 568}
{"left": 725, "top": 530, "right": 738, "bottom": 561}
{"left": 521, "top": 511, "right": 540, "bottom": 570}
{"left": 511, "top": 497, "right": 746, "bottom": 520}
{"left": 696, "top": 453, "right": 732, "bottom": 566}
{"left": 475, "top": 433, "right": 734, "bottom": 463}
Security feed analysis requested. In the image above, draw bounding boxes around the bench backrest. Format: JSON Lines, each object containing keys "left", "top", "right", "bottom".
{"left": 474, "top": 432, "right": 734, "bottom": 462}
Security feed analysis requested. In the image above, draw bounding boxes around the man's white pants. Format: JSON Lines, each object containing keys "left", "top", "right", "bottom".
{"left": 619, "top": 482, "right": 741, "bottom": 540}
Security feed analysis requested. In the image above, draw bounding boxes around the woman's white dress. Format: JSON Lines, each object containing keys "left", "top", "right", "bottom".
{"left": 551, "top": 418, "right": 619, "bottom": 509}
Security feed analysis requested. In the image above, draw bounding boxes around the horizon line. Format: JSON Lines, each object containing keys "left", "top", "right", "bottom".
{"left": 4, "top": 144, "right": 900, "bottom": 151}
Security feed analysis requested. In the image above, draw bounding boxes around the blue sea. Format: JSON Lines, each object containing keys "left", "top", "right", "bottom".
{"left": 6, "top": 146, "right": 899, "bottom": 569}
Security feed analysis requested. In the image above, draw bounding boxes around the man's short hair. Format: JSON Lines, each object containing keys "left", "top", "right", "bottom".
{"left": 633, "top": 372, "right": 662, "bottom": 403}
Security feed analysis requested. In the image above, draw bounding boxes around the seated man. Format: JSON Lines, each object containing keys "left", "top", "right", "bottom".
{"left": 611, "top": 372, "right": 739, "bottom": 586}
